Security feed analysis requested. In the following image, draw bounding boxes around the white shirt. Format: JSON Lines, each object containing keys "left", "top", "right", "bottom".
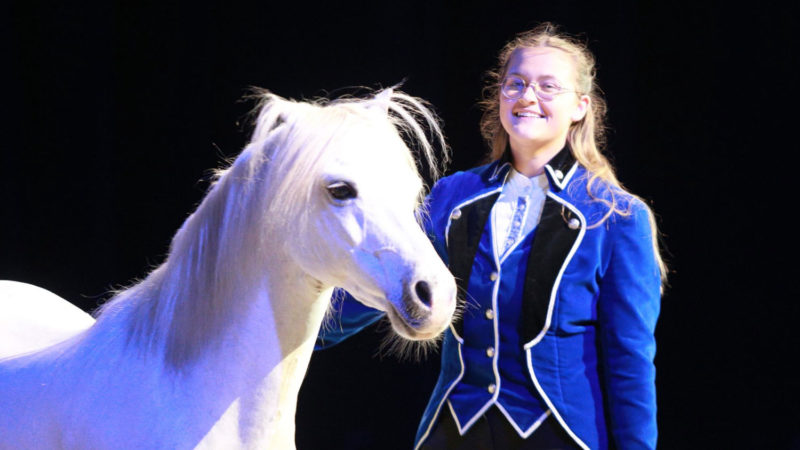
{"left": 491, "top": 168, "right": 549, "bottom": 259}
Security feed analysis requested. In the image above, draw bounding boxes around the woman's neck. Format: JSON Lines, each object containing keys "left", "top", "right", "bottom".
{"left": 510, "top": 140, "right": 565, "bottom": 177}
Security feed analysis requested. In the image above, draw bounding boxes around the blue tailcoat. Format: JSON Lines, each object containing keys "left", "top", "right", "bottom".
{"left": 318, "top": 149, "right": 661, "bottom": 449}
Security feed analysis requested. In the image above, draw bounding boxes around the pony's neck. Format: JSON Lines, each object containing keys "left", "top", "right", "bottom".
{"left": 183, "top": 266, "right": 333, "bottom": 447}
{"left": 111, "top": 167, "right": 320, "bottom": 369}
{"left": 149, "top": 245, "right": 329, "bottom": 370}
{"left": 106, "top": 254, "right": 333, "bottom": 447}
{"left": 90, "top": 167, "right": 338, "bottom": 446}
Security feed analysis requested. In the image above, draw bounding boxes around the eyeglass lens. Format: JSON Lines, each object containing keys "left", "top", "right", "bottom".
{"left": 501, "top": 76, "right": 560, "bottom": 101}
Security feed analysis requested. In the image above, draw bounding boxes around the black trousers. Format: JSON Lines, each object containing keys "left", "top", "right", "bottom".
{"left": 419, "top": 405, "right": 579, "bottom": 450}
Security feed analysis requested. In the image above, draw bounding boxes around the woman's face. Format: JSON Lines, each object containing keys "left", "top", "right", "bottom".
{"left": 499, "top": 47, "right": 589, "bottom": 160}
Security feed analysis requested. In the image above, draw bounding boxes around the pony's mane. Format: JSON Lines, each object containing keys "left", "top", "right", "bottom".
{"left": 93, "top": 88, "right": 450, "bottom": 367}
{"left": 245, "top": 86, "right": 449, "bottom": 189}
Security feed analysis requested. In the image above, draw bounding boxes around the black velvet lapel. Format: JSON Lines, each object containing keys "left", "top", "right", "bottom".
{"left": 521, "top": 197, "right": 581, "bottom": 343}
{"left": 446, "top": 192, "right": 500, "bottom": 337}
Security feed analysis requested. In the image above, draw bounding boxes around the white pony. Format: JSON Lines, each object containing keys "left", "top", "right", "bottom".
{"left": 0, "top": 88, "right": 457, "bottom": 449}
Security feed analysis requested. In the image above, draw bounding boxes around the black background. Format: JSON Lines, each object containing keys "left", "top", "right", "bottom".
{"left": 2, "top": 1, "right": 797, "bottom": 449}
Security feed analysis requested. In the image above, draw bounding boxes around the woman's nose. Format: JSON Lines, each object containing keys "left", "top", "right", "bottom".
{"left": 520, "top": 85, "right": 538, "bottom": 103}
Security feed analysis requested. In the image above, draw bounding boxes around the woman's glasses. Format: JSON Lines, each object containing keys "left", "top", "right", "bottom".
{"left": 500, "top": 75, "right": 578, "bottom": 101}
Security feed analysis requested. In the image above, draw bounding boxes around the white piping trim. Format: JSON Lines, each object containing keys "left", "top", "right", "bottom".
{"left": 489, "top": 161, "right": 511, "bottom": 181}
{"left": 523, "top": 193, "right": 586, "bottom": 349}
{"left": 418, "top": 180, "right": 508, "bottom": 449}
{"left": 526, "top": 348, "right": 589, "bottom": 449}
{"left": 545, "top": 162, "right": 578, "bottom": 191}
{"left": 518, "top": 192, "right": 589, "bottom": 449}
{"left": 563, "top": 162, "right": 578, "bottom": 185}
{"left": 455, "top": 398, "right": 494, "bottom": 436}
{"left": 448, "top": 322, "right": 464, "bottom": 344}
{"left": 452, "top": 240, "right": 503, "bottom": 435}
{"left": 447, "top": 400, "right": 463, "bottom": 432}
{"left": 427, "top": 187, "right": 510, "bottom": 440}
{"left": 444, "top": 187, "right": 503, "bottom": 249}
{"left": 495, "top": 402, "right": 551, "bottom": 438}
{"left": 447, "top": 175, "right": 508, "bottom": 344}
{"left": 413, "top": 339, "right": 466, "bottom": 450}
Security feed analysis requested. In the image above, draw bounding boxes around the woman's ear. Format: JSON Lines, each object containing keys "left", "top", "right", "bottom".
{"left": 571, "top": 94, "right": 591, "bottom": 122}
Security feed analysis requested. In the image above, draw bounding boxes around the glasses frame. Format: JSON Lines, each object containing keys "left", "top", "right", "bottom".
{"left": 500, "top": 75, "right": 579, "bottom": 102}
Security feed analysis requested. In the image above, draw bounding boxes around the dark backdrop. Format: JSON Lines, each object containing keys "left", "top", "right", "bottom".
{"left": 2, "top": 1, "right": 796, "bottom": 449}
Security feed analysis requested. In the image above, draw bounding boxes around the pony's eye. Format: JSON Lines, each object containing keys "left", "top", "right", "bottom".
{"left": 326, "top": 181, "right": 357, "bottom": 201}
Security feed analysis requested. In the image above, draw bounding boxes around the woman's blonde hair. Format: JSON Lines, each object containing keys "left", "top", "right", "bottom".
{"left": 479, "top": 23, "right": 667, "bottom": 282}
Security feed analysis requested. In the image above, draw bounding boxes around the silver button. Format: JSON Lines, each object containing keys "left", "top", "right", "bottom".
{"left": 554, "top": 169, "right": 564, "bottom": 180}
{"left": 489, "top": 272, "right": 499, "bottom": 281}
{"left": 487, "top": 383, "right": 496, "bottom": 394}
{"left": 568, "top": 218, "right": 580, "bottom": 230}
{"left": 450, "top": 209, "right": 462, "bottom": 220}
{"left": 486, "top": 347, "right": 495, "bottom": 358}
{"left": 485, "top": 308, "right": 494, "bottom": 320}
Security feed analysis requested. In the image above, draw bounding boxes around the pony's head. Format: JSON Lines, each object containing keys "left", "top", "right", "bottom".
{"left": 215, "top": 88, "right": 457, "bottom": 341}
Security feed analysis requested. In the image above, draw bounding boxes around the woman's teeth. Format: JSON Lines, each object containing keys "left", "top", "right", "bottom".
{"left": 515, "top": 111, "right": 543, "bottom": 118}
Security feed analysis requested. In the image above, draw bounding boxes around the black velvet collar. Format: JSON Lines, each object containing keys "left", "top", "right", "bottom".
{"left": 485, "top": 146, "right": 577, "bottom": 192}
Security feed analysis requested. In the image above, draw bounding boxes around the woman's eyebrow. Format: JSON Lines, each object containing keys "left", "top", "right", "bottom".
{"left": 507, "top": 71, "right": 562, "bottom": 80}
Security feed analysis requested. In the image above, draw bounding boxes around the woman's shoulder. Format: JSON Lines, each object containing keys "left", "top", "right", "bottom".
{"left": 432, "top": 160, "right": 501, "bottom": 196}
{"left": 424, "top": 160, "right": 504, "bottom": 223}
{"left": 440, "top": 160, "right": 499, "bottom": 182}
{"left": 566, "top": 167, "right": 651, "bottom": 224}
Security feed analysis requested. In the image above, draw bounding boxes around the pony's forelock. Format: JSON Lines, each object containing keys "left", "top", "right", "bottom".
{"left": 326, "top": 87, "right": 450, "bottom": 184}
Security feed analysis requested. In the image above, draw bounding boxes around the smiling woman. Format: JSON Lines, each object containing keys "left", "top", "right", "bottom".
{"left": 318, "top": 23, "right": 666, "bottom": 450}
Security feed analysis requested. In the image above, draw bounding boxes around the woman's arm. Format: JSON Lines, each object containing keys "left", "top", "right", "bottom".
{"left": 315, "top": 289, "right": 386, "bottom": 350}
{"left": 597, "top": 201, "right": 662, "bottom": 449}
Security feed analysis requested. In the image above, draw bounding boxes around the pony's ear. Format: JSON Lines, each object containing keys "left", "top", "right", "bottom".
{"left": 251, "top": 94, "right": 292, "bottom": 143}
{"left": 270, "top": 113, "right": 286, "bottom": 132}
{"left": 366, "top": 88, "right": 393, "bottom": 115}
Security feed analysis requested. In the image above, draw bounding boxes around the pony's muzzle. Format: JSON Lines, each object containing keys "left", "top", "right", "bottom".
{"left": 390, "top": 274, "right": 456, "bottom": 340}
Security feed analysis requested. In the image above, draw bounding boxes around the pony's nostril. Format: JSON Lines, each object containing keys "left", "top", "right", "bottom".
{"left": 414, "top": 280, "right": 433, "bottom": 307}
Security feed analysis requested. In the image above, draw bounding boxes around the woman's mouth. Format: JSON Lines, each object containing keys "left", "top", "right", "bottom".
{"left": 514, "top": 111, "right": 545, "bottom": 118}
